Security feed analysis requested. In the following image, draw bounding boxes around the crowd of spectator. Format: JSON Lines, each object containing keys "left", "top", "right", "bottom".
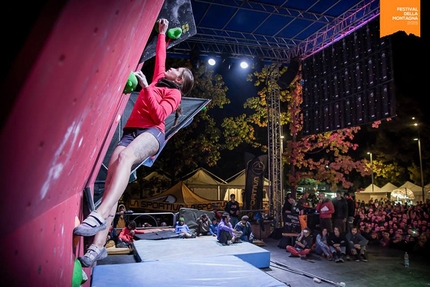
{"left": 284, "top": 191, "right": 430, "bottom": 259}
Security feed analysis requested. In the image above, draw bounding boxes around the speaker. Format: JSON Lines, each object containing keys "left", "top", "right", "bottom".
{"left": 278, "top": 57, "right": 301, "bottom": 89}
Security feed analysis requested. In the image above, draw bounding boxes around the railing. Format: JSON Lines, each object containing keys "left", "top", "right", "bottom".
{"left": 121, "top": 211, "right": 177, "bottom": 227}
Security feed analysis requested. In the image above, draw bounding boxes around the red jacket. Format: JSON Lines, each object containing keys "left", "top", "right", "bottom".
{"left": 124, "top": 34, "right": 181, "bottom": 133}
{"left": 316, "top": 199, "right": 335, "bottom": 219}
{"left": 118, "top": 227, "right": 145, "bottom": 243}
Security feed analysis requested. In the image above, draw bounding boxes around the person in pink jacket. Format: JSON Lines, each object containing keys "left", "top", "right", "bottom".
{"left": 74, "top": 18, "right": 194, "bottom": 267}
{"left": 316, "top": 193, "right": 335, "bottom": 233}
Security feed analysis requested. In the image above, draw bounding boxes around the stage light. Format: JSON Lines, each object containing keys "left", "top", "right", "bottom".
{"left": 240, "top": 61, "right": 249, "bottom": 69}
{"left": 208, "top": 58, "right": 216, "bottom": 66}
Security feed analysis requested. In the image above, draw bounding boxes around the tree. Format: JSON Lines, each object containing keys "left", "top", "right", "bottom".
{"left": 136, "top": 58, "right": 230, "bottom": 183}
{"left": 222, "top": 63, "right": 374, "bottom": 197}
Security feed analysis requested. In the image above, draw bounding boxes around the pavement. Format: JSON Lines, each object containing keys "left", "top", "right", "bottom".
{"left": 261, "top": 237, "right": 430, "bottom": 287}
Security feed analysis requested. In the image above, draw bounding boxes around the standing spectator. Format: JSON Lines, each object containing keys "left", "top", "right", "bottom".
{"left": 225, "top": 194, "right": 240, "bottom": 228}
{"left": 113, "top": 204, "right": 128, "bottom": 229}
{"left": 316, "top": 193, "right": 335, "bottom": 233}
{"left": 282, "top": 195, "right": 301, "bottom": 233}
{"left": 297, "top": 191, "right": 312, "bottom": 215}
{"left": 286, "top": 227, "right": 314, "bottom": 259}
{"left": 332, "top": 191, "right": 348, "bottom": 233}
{"left": 315, "top": 228, "right": 332, "bottom": 260}
{"left": 209, "top": 217, "right": 219, "bottom": 236}
{"left": 195, "top": 213, "right": 211, "bottom": 236}
{"left": 346, "top": 226, "right": 369, "bottom": 261}
{"left": 217, "top": 212, "right": 240, "bottom": 245}
{"left": 345, "top": 192, "right": 356, "bottom": 233}
{"left": 234, "top": 215, "right": 254, "bottom": 243}
{"left": 328, "top": 226, "right": 348, "bottom": 263}
{"left": 175, "top": 217, "right": 195, "bottom": 238}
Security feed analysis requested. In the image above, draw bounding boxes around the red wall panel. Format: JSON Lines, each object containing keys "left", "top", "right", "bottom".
{"left": 0, "top": 0, "right": 163, "bottom": 285}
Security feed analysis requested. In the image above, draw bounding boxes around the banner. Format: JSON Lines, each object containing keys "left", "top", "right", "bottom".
{"left": 380, "top": 0, "right": 420, "bottom": 38}
{"left": 128, "top": 199, "right": 226, "bottom": 212}
{"left": 244, "top": 153, "right": 268, "bottom": 211}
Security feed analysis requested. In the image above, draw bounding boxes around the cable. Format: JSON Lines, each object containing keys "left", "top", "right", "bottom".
{"left": 270, "top": 260, "right": 346, "bottom": 287}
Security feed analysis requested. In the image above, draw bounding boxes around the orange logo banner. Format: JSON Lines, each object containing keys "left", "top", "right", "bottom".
{"left": 380, "top": 0, "right": 420, "bottom": 37}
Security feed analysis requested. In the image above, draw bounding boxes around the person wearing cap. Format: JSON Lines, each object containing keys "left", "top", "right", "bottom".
{"left": 196, "top": 213, "right": 211, "bottom": 236}
{"left": 175, "top": 217, "right": 195, "bottom": 238}
{"left": 234, "top": 215, "right": 254, "bottom": 243}
{"left": 286, "top": 227, "right": 314, "bottom": 259}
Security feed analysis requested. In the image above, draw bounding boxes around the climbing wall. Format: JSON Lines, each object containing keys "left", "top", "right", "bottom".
{"left": 0, "top": 1, "right": 163, "bottom": 286}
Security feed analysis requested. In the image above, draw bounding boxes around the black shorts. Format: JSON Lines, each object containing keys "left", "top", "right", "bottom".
{"left": 117, "top": 127, "right": 165, "bottom": 148}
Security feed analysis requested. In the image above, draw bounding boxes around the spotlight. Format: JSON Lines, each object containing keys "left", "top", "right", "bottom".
{"left": 240, "top": 61, "right": 249, "bottom": 69}
{"left": 208, "top": 58, "right": 216, "bottom": 66}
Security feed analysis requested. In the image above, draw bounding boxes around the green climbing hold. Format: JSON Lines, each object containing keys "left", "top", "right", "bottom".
{"left": 167, "top": 27, "right": 182, "bottom": 40}
{"left": 72, "top": 259, "right": 83, "bottom": 287}
{"left": 123, "top": 71, "right": 138, "bottom": 94}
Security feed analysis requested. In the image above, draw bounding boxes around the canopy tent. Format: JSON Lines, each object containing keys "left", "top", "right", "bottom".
{"left": 398, "top": 181, "right": 423, "bottom": 202}
{"left": 181, "top": 167, "right": 227, "bottom": 200}
{"left": 362, "top": 184, "right": 382, "bottom": 192}
{"left": 224, "top": 170, "right": 271, "bottom": 207}
{"left": 128, "top": 181, "right": 226, "bottom": 213}
{"left": 425, "top": 183, "right": 430, "bottom": 193}
{"left": 380, "top": 182, "right": 399, "bottom": 192}
{"left": 354, "top": 184, "right": 387, "bottom": 202}
{"left": 391, "top": 188, "right": 415, "bottom": 201}
{"left": 143, "top": 171, "right": 171, "bottom": 182}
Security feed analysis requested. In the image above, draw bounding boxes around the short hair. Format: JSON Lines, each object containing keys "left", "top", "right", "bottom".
{"left": 128, "top": 220, "right": 137, "bottom": 230}
{"left": 222, "top": 212, "right": 229, "bottom": 220}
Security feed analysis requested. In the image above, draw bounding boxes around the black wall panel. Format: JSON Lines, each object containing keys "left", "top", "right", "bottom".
{"left": 302, "top": 18, "right": 395, "bottom": 135}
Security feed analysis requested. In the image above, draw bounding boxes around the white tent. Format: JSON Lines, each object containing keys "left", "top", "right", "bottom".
{"left": 398, "top": 181, "right": 423, "bottom": 202}
{"left": 224, "top": 169, "right": 270, "bottom": 206}
{"left": 380, "top": 182, "right": 398, "bottom": 192}
{"left": 391, "top": 187, "right": 415, "bottom": 201}
{"left": 362, "top": 184, "right": 382, "bottom": 192}
{"left": 425, "top": 183, "right": 430, "bottom": 193}
{"left": 355, "top": 184, "right": 387, "bottom": 202}
{"left": 182, "top": 167, "right": 227, "bottom": 200}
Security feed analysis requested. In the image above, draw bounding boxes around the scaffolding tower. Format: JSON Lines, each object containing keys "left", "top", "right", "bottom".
{"left": 266, "top": 66, "right": 283, "bottom": 228}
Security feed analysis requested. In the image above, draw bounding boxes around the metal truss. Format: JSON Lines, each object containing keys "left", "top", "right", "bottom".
{"left": 266, "top": 66, "right": 283, "bottom": 228}
{"left": 295, "top": 0, "right": 380, "bottom": 60}
{"left": 169, "top": 0, "right": 380, "bottom": 64}
{"left": 171, "top": 0, "right": 381, "bottom": 228}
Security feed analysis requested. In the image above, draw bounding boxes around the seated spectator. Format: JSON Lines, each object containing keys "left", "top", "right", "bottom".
{"left": 328, "top": 226, "right": 347, "bottom": 263}
{"left": 196, "top": 213, "right": 211, "bottom": 236}
{"left": 209, "top": 217, "right": 219, "bottom": 236}
{"left": 117, "top": 220, "right": 145, "bottom": 248}
{"left": 175, "top": 217, "right": 195, "bottom": 238}
{"left": 234, "top": 215, "right": 254, "bottom": 243}
{"left": 286, "top": 227, "right": 313, "bottom": 259}
{"left": 346, "top": 226, "right": 369, "bottom": 262}
{"left": 217, "top": 212, "right": 240, "bottom": 245}
{"left": 315, "top": 228, "right": 332, "bottom": 260}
